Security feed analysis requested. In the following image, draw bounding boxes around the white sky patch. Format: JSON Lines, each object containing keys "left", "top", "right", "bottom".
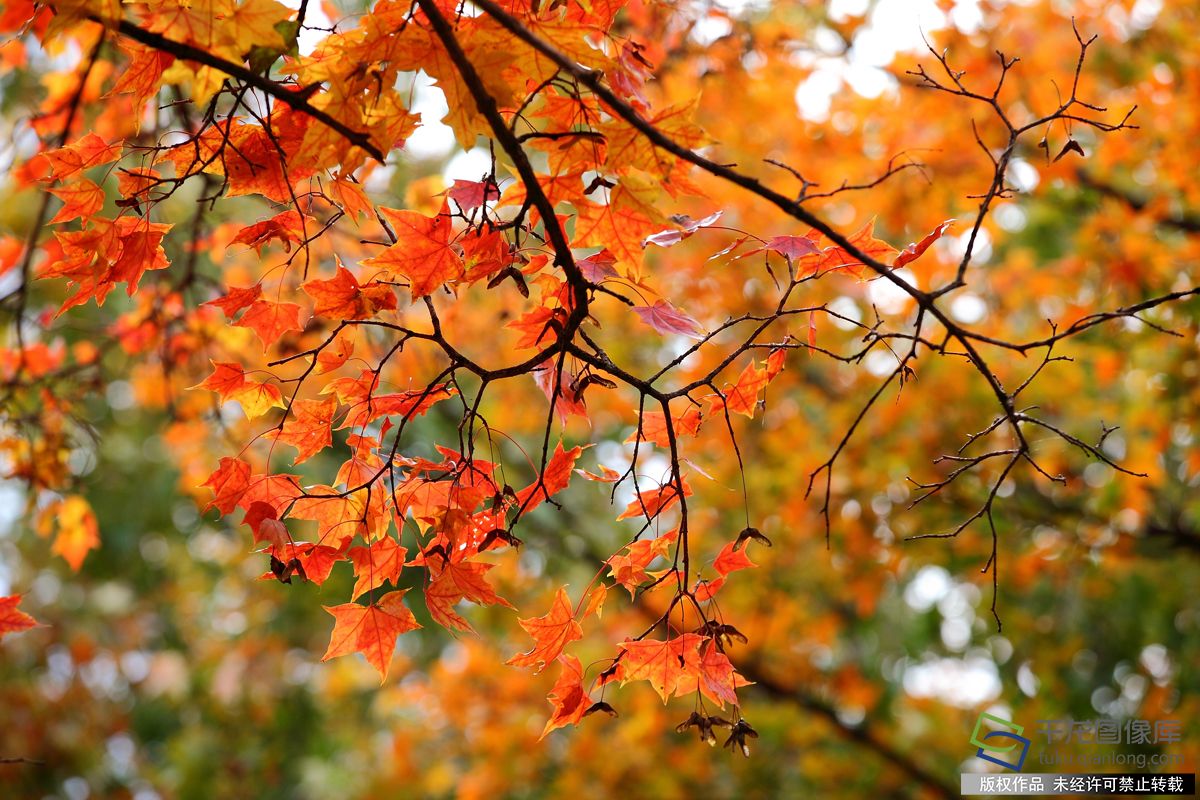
{"left": 1008, "top": 158, "right": 1040, "bottom": 193}
{"left": 867, "top": 267, "right": 918, "bottom": 315}
{"left": 405, "top": 73, "right": 457, "bottom": 159}
{"left": 904, "top": 565, "right": 952, "bottom": 612}
{"left": 689, "top": 15, "right": 733, "bottom": 47}
{"left": 904, "top": 653, "right": 1002, "bottom": 707}
{"left": 950, "top": 292, "right": 988, "bottom": 324}
{"left": 443, "top": 147, "right": 494, "bottom": 184}
{"left": 796, "top": 0, "right": 993, "bottom": 120}
{"left": 949, "top": 227, "right": 992, "bottom": 264}
{"left": 827, "top": 296, "right": 863, "bottom": 329}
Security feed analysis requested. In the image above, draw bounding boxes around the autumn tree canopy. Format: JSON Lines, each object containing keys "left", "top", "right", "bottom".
{"left": 1, "top": 0, "right": 1198, "bottom": 795}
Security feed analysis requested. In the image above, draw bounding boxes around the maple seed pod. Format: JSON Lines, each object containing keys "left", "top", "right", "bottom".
{"left": 733, "top": 527, "right": 772, "bottom": 550}
{"left": 583, "top": 701, "right": 617, "bottom": 718}
{"left": 723, "top": 720, "right": 758, "bottom": 758}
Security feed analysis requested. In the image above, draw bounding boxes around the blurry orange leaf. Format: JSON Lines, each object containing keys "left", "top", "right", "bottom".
{"left": 50, "top": 495, "right": 100, "bottom": 571}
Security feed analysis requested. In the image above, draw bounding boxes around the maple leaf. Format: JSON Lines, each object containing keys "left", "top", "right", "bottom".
{"left": 507, "top": 306, "right": 565, "bottom": 350}
{"left": 316, "top": 330, "right": 354, "bottom": 374}
{"left": 424, "top": 560, "right": 514, "bottom": 632}
{"left": 336, "top": 385, "right": 457, "bottom": 430}
{"left": 576, "top": 464, "right": 621, "bottom": 483}
{"left": 713, "top": 541, "right": 757, "bottom": 576}
{"left": 272, "top": 396, "right": 337, "bottom": 464}
{"left": 632, "top": 300, "right": 704, "bottom": 339}
{"left": 110, "top": 217, "right": 172, "bottom": 293}
{"left": 675, "top": 640, "right": 751, "bottom": 709}
{"left": 616, "top": 633, "right": 705, "bottom": 702}
{"left": 244, "top": 501, "right": 288, "bottom": 549}
{"left": 540, "top": 654, "right": 594, "bottom": 739}
{"left": 713, "top": 352, "right": 785, "bottom": 419}
{"left": 641, "top": 211, "right": 723, "bottom": 248}
{"left": 107, "top": 44, "right": 173, "bottom": 118}
{"left": 291, "top": 539, "right": 350, "bottom": 585}
{"left": 234, "top": 299, "right": 305, "bottom": 350}
{"left": 0, "top": 595, "right": 40, "bottom": 641}
{"left": 220, "top": 0, "right": 293, "bottom": 53}
{"left": 195, "top": 361, "right": 248, "bottom": 397}
{"left": 448, "top": 178, "right": 499, "bottom": 212}
{"left": 607, "top": 529, "right": 679, "bottom": 596}
{"left": 577, "top": 249, "right": 619, "bottom": 282}
{"left": 230, "top": 210, "right": 306, "bottom": 254}
{"left": 362, "top": 203, "right": 463, "bottom": 298}
{"left": 506, "top": 586, "right": 583, "bottom": 673}
{"left": 533, "top": 360, "right": 588, "bottom": 421}
{"left": 202, "top": 457, "right": 252, "bottom": 514}
{"left": 204, "top": 284, "right": 262, "bottom": 318}
{"left": 50, "top": 495, "right": 100, "bottom": 571}
{"left": 194, "top": 361, "right": 285, "bottom": 419}
{"left": 616, "top": 480, "right": 692, "bottom": 521}
{"left": 48, "top": 179, "right": 104, "bottom": 224}
{"left": 321, "top": 589, "right": 421, "bottom": 682}
{"left": 39, "top": 133, "right": 121, "bottom": 181}
{"left": 290, "top": 487, "right": 368, "bottom": 541}
{"left": 627, "top": 406, "right": 703, "bottom": 448}
{"left": 582, "top": 584, "right": 607, "bottom": 619}
{"left": 815, "top": 217, "right": 899, "bottom": 276}
{"left": 755, "top": 233, "right": 821, "bottom": 260}
{"left": 516, "top": 441, "right": 583, "bottom": 514}
{"left": 238, "top": 473, "right": 303, "bottom": 516}
{"left": 347, "top": 537, "right": 406, "bottom": 600}
{"left": 894, "top": 219, "right": 954, "bottom": 268}
{"left": 302, "top": 264, "right": 397, "bottom": 320}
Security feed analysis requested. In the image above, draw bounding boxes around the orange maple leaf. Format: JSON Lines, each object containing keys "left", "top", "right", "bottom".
{"left": 516, "top": 441, "right": 583, "bottom": 514}
{"left": 204, "top": 284, "right": 262, "bottom": 318}
{"left": 362, "top": 203, "right": 463, "bottom": 298}
{"left": 424, "top": 560, "right": 514, "bottom": 632}
{"left": 674, "top": 639, "right": 750, "bottom": 708}
{"left": 713, "top": 541, "right": 757, "bottom": 576}
{"left": 616, "top": 633, "right": 705, "bottom": 702}
{"left": 48, "top": 178, "right": 104, "bottom": 224}
{"left": 506, "top": 586, "right": 583, "bottom": 673}
{"left": 607, "top": 529, "right": 679, "bottom": 596}
{"left": 814, "top": 217, "right": 900, "bottom": 276}
{"left": 39, "top": 133, "right": 120, "bottom": 181}
{"left": 321, "top": 590, "right": 421, "bottom": 682}
{"left": 540, "top": 654, "right": 595, "bottom": 739}
{"left": 302, "top": 264, "right": 397, "bottom": 320}
{"left": 290, "top": 487, "right": 368, "bottom": 542}
{"left": 48, "top": 495, "right": 99, "bottom": 572}
{"left": 615, "top": 479, "right": 692, "bottom": 521}
{"left": 235, "top": 299, "right": 305, "bottom": 350}
{"left": 627, "top": 406, "right": 702, "bottom": 448}
{"left": 202, "top": 457, "right": 252, "bottom": 514}
{"left": 272, "top": 396, "right": 337, "bottom": 464}
{"left": 347, "top": 537, "right": 406, "bottom": 600}
{"left": 230, "top": 210, "right": 307, "bottom": 255}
